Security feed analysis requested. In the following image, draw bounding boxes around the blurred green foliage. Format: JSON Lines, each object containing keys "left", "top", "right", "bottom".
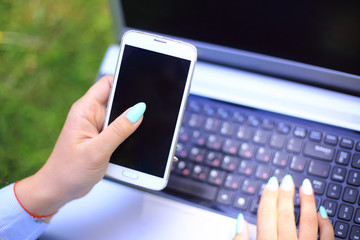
{"left": 0, "top": 0, "right": 114, "bottom": 187}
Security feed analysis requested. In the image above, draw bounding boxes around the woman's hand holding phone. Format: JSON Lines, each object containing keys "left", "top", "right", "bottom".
{"left": 15, "top": 75, "right": 145, "bottom": 218}
{"left": 104, "top": 30, "right": 197, "bottom": 190}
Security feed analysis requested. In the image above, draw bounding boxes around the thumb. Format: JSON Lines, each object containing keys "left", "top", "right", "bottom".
{"left": 95, "top": 102, "right": 146, "bottom": 158}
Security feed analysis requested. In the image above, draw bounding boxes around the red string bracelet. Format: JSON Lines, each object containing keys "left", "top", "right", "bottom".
{"left": 14, "top": 181, "right": 58, "bottom": 220}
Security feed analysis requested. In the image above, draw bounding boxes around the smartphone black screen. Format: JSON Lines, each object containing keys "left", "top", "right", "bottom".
{"left": 108, "top": 45, "right": 191, "bottom": 178}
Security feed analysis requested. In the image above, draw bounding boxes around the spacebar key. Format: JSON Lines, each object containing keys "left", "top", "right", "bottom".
{"left": 167, "top": 175, "right": 218, "bottom": 201}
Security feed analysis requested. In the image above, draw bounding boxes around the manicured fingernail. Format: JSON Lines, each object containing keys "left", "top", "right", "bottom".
{"left": 301, "top": 178, "right": 313, "bottom": 195}
{"left": 319, "top": 206, "right": 328, "bottom": 219}
{"left": 280, "top": 174, "right": 293, "bottom": 191}
{"left": 267, "top": 176, "right": 279, "bottom": 191}
{"left": 126, "top": 102, "right": 146, "bottom": 123}
{"left": 236, "top": 213, "right": 245, "bottom": 234}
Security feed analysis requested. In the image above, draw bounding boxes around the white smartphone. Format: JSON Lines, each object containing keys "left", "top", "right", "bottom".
{"left": 103, "top": 30, "right": 197, "bottom": 190}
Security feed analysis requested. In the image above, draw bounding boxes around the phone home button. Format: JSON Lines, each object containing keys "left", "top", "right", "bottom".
{"left": 122, "top": 170, "right": 138, "bottom": 180}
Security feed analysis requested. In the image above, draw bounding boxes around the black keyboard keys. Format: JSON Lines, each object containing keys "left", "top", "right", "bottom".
{"left": 303, "top": 142, "right": 334, "bottom": 161}
{"left": 342, "top": 187, "right": 358, "bottom": 204}
{"left": 327, "top": 183, "right": 342, "bottom": 199}
{"left": 334, "top": 221, "right": 349, "bottom": 239}
{"left": 338, "top": 204, "right": 354, "bottom": 221}
{"left": 307, "top": 160, "right": 330, "bottom": 178}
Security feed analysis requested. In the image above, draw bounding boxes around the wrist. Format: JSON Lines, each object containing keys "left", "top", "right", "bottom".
{"left": 15, "top": 173, "right": 65, "bottom": 218}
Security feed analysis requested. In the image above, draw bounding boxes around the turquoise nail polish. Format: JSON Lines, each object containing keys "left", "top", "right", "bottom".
{"left": 235, "top": 213, "right": 244, "bottom": 234}
{"left": 319, "top": 206, "right": 328, "bottom": 219}
{"left": 126, "top": 102, "right": 146, "bottom": 123}
{"left": 267, "top": 176, "right": 279, "bottom": 191}
{"left": 280, "top": 174, "right": 294, "bottom": 191}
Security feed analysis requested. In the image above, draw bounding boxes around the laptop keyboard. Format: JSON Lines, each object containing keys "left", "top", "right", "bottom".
{"left": 161, "top": 94, "right": 360, "bottom": 240}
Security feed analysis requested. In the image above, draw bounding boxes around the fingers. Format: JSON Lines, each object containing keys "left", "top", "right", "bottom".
{"left": 256, "top": 176, "right": 279, "bottom": 239}
{"left": 85, "top": 75, "right": 114, "bottom": 105}
{"left": 277, "top": 174, "right": 297, "bottom": 240}
{"left": 318, "top": 206, "right": 335, "bottom": 240}
{"left": 94, "top": 102, "right": 146, "bottom": 158}
{"left": 233, "top": 213, "right": 250, "bottom": 240}
{"left": 298, "top": 179, "right": 318, "bottom": 240}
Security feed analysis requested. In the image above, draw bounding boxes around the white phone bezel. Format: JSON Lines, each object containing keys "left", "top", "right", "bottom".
{"left": 104, "top": 30, "right": 197, "bottom": 190}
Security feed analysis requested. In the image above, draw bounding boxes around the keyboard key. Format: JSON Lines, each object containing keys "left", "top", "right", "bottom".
{"left": 253, "top": 129, "right": 269, "bottom": 145}
{"left": 286, "top": 138, "right": 303, "bottom": 153}
{"left": 342, "top": 187, "right": 358, "bottom": 204}
{"left": 216, "top": 189, "right": 234, "bottom": 205}
{"left": 233, "top": 194, "right": 250, "bottom": 210}
{"left": 261, "top": 118, "right": 275, "bottom": 130}
{"left": 249, "top": 198, "right": 260, "bottom": 213}
{"left": 291, "top": 174, "right": 305, "bottom": 188}
{"left": 221, "top": 155, "right": 238, "bottom": 171}
{"left": 331, "top": 167, "right": 346, "bottom": 182}
{"left": 347, "top": 170, "right": 360, "bottom": 186}
{"left": 191, "top": 130, "right": 207, "bottom": 147}
{"left": 204, "top": 117, "right": 221, "bottom": 132}
{"left": 189, "top": 147, "right": 206, "bottom": 162}
{"left": 205, "top": 151, "right": 222, "bottom": 167}
{"left": 338, "top": 204, "right": 354, "bottom": 221}
{"left": 208, "top": 169, "right": 226, "bottom": 186}
{"left": 188, "top": 101, "right": 202, "bottom": 113}
{"left": 232, "top": 112, "right": 245, "bottom": 123}
{"left": 349, "top": 226, "right": 360, "bottom": 240}
{"left": 255, "top": 147, "right": 272, "bottom": 163}
{"left": 336, "top": 150, "right": 351, "bottom": 165}
{"left": 307, "top": 160, "right": 330, "bottom": 178}
{"left": 238, "top": 160, "right": 255, "bottom": 176}
{"left": 290, "top": 156, "right": 307, "bottom": 172}
{"left": 323, "top": 199, "right": 337, "bottom": 217}
{"left": 188, "top": 114, "right": 205, "bottom": 128}
{"left": 309, "top": 130, "right": 322, "bottom": 142}
{"left": 326, "top": 183, "right": 342, "bottom": 199}
{"left": 247, "top": 115, "right": 260, "bottom": 127}
{"left": 217, "top": 108, "right": 230, "bottom": 119}
{"left": 220, "top": 122, "right": 237, "bottom": 136}
{"left": 175, "top": 143, "right": 189, "bottom": 159}
{"left": 276, "top": 122, "right": 290, "bottom": 134}
{"left": 167, "top": 175, "right": 218, "bottom": 201}
{"left": 206, "top": 134, "right": 224, "bottom": 150}
{"left": 294, "top": 193, "right": 300, "bottom": 207}
{"left": 351, "top": 154, "right": 360, "bottom": 169}
{"left": 257, "top": 183, "right": 266, "bottom": 196}
{"left": 175, "top": 160, "right": 193, "bottom": 176}
{"left": 324, "top": 133, "right": 338, "bottom": 145}
{"left": 241, "top": 179, "right": 258, "bottom": 195}
{"left": 192, "top": 165, "right": 209, "bottom": 181}
{"left": 311, "top": 179, "right": 326, "bottom": 195}
{"left": 269, "top": 134, "right": 286, "bottom": 149}
{"left": 224, "top": 174, "right": 241, "bottom": 190}
{"left": 222, "top": 139, "right": 240, "bottom": 155}
{"left": 303, "top": 142, "right": 334, "bottom": 161}
{"left": 334, "top": 221, "right": 349, "bottom": 239}
{"left": 239, "top": 143, "right": 255, "bottom": 159}
{"left": 356, "top": 142, "right": 360, "bottom": 152}
{"left": 254, "top": 164, "right": 272, "bottom": 181}
{"left": 179, "top": 127, "right": 191, "bottom": 142}
{"left": 236, "top": 126, "right": 253, "bottom": 140}
{"left": 354, "top": 208, "right": 360, "bottom": 224}
{"left": 272, "top": 151, "right": 289, "bottom": 167}
{"left": 203, "top": 104, "right": 215, "bottom": 116}
{"left": 293, "top": 126, "right": 307, "bottom": 138}
{"left": 340, "top": 138, "right": 354, "bottom": 149}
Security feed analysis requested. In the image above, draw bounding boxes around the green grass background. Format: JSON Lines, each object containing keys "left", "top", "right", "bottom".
{"left": 0, "top": 0, "right": 115, "bottom": 187}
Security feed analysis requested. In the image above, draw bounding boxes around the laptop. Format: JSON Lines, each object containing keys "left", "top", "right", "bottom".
{"left": 42, "top": 1, "right": 360, "bottom": 239}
